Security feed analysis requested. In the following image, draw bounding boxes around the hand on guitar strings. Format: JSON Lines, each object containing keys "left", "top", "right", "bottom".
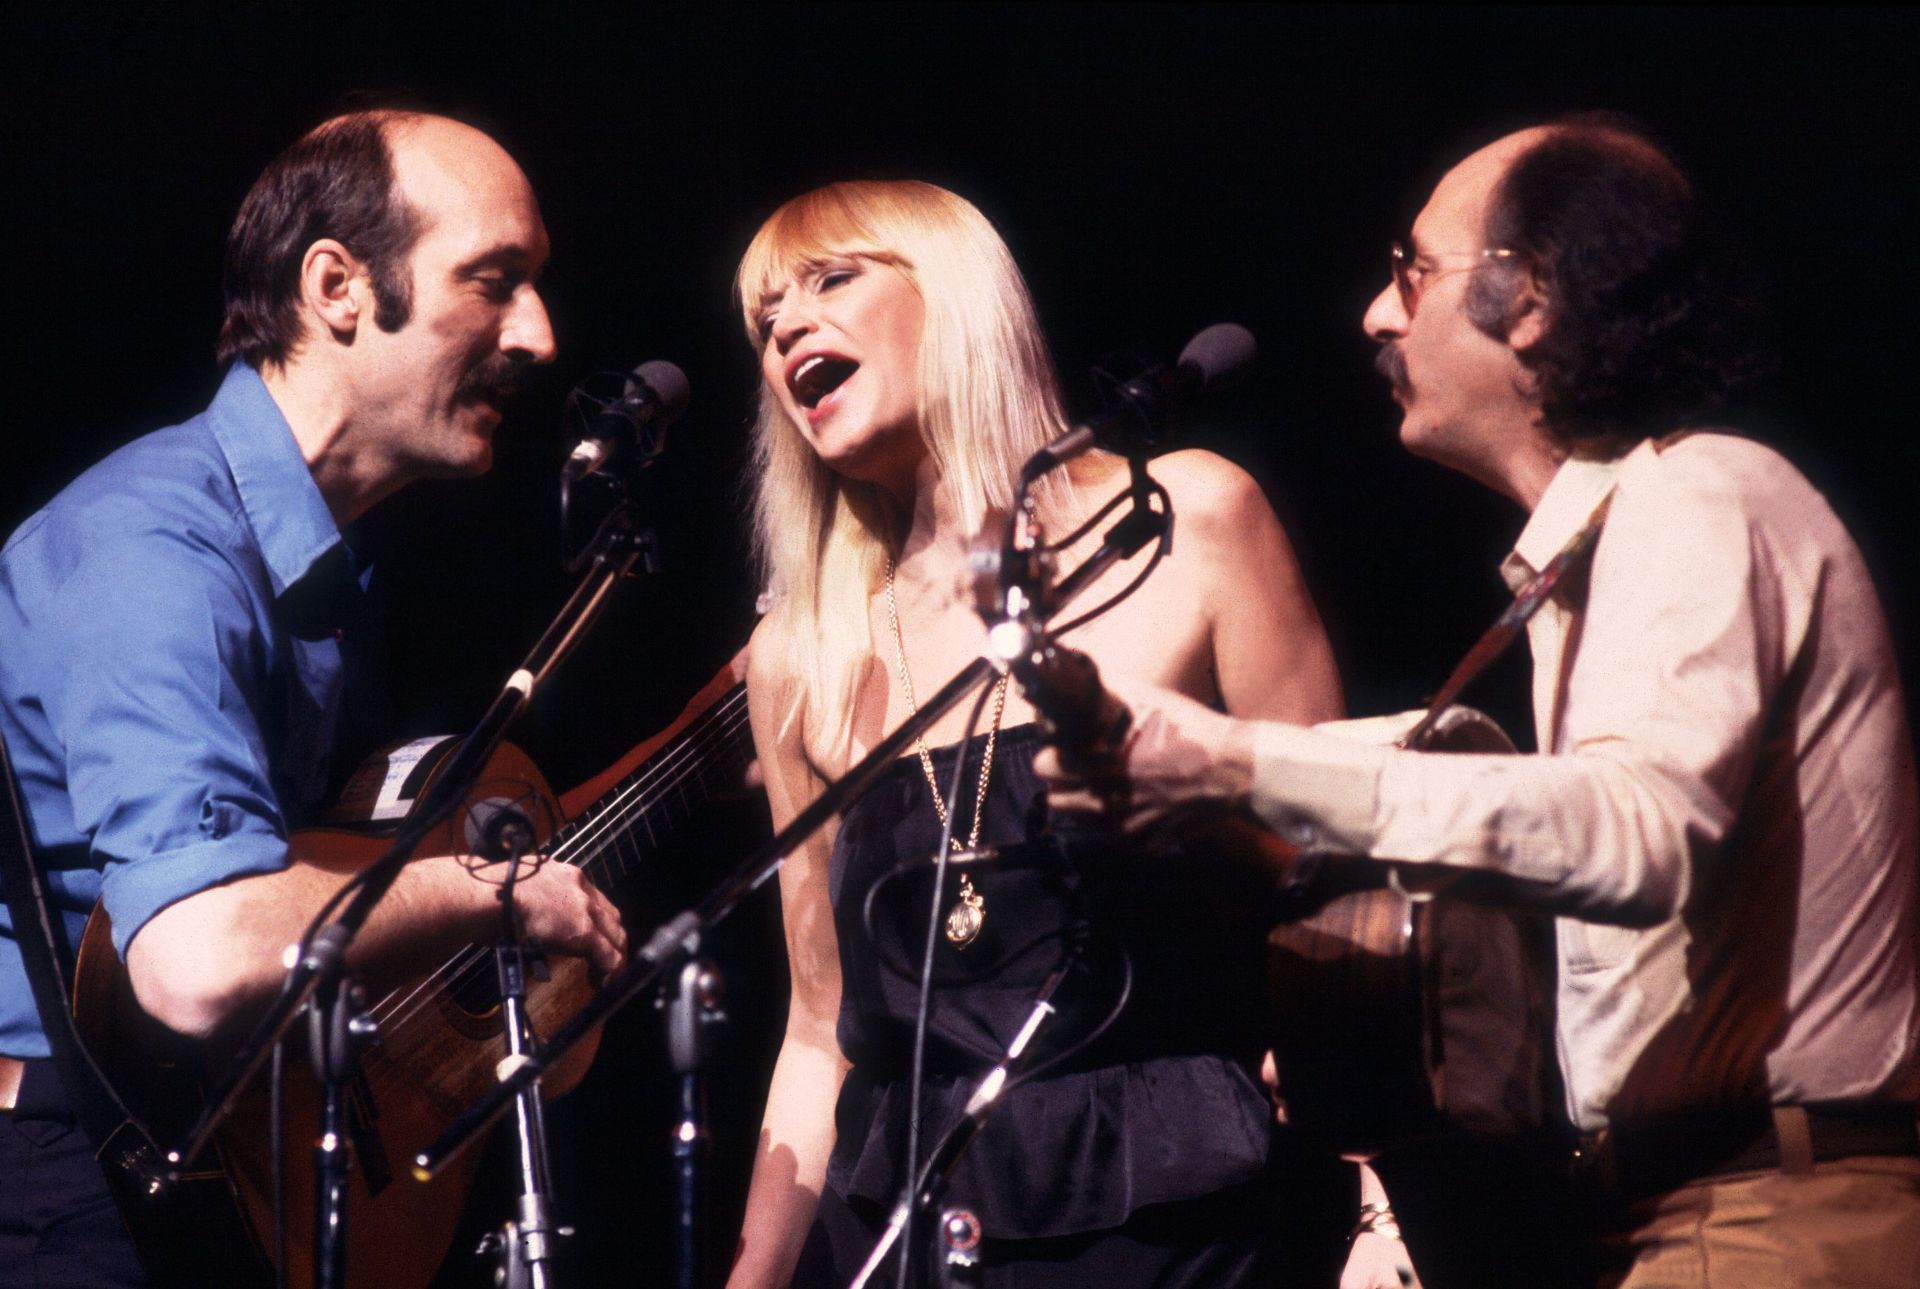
{"left": 459, "top": 850, "right": 629, "bottom": 980}
{"left": 450, "top": 788, "right": 628, "bottom": 979}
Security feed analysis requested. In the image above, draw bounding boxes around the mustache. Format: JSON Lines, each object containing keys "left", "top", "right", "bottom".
{"left": 1373, "top": 342, "right": 1409, "bottom": 393}
{"left": 456, "top": 353, "right": 525, "bottom": 403}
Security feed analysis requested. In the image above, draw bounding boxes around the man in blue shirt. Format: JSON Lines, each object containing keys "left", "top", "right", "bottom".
{"left": 0, "top": 110, "right": 627, "bottom": 1285}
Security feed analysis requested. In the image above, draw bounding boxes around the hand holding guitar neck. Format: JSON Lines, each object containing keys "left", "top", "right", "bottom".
{"left": 1029, "top": 664, "right": 1314, "bottom": 883}
{"left": 1014, "top": 643, "right": 1134, "bottom": 778}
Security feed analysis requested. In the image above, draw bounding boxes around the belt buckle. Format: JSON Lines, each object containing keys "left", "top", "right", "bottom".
{"left": 0, "top": 1055, "right": 25, "bottom": 1113}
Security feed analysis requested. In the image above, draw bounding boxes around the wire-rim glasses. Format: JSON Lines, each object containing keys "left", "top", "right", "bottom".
{"left": 1391, "top": 241, "right": 1517, "bottom": 315}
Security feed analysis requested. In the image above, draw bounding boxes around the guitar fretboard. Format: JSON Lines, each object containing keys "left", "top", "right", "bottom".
{"left": 549, "top": 683, "right": 753, "bottom": 891}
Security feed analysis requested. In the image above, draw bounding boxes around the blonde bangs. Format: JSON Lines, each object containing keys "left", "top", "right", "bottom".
{"left": 735, "top": 185, "right": 917, "bottom": 342}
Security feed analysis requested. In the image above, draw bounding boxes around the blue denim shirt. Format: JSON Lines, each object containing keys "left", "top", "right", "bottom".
{"left": 0, "top": 364, "right": 357, "bottom": 1056}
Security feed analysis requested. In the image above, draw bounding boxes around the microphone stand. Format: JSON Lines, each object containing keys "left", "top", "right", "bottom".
{"left": 846, "top": 967, "right": 1072, "bottom": 1289}
{"left": 169, "top": 492, "right": 661, "bottom": 1288}
{"left": 665, "top": 958, "right": 725, "bottom": 1289}
{"left": 479, "top": 808, "right": 566, "bottom": 1289}
{"left": 850, "top": 459, "right": 1165, "bottom": 1289}
{"left": 413, "top": 467, "right": 1172, "bottom": 1200}
{"left": 306, "top": 969, "right": 366, "bottom": 1289}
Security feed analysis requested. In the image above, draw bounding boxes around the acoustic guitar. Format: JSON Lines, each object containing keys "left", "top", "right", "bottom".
{"left": 1263, "top": 706, "right": 1560, "bottom": 1156}
{"left": 69, "top": 664, "right": 754, "bottom": 1289}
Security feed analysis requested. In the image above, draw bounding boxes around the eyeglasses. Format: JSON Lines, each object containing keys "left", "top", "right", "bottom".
{"left": 1390, "top": 241, "right": 1517, "bottom": 315}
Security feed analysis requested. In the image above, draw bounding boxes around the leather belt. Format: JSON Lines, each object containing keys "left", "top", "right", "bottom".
{"left": 1575, "top": 1102, "right": 1920, "bottom": 1205}
{"left": 0, "top": 1055, "right": 24, "bottom": 1112}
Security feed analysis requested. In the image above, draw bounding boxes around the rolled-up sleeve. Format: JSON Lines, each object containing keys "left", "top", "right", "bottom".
{"left": 44, "top": 525, "right": 292, "bottom": 954}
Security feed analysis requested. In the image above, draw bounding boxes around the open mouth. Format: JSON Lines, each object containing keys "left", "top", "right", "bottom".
{"left": 790, "top": 354, "right": 858, "bottom": 410}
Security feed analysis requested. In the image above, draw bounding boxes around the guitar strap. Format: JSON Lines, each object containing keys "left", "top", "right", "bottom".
{"left": 0, "top": 731, "right": 172, "bottom": 1204}
{"left": 1398, "top": 491, "right": 1614, "bottom": 752}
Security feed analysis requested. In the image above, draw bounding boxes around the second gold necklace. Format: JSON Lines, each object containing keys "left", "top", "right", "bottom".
{"left": 884, "top": 556, "right": 1009, "bottom": 948}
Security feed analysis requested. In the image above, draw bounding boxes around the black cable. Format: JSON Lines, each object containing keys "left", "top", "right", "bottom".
{"left": 1049, "top": 478, "right": 1174, "bottom": 638}
{"left": 260, "top": 772, "right": 539, "bottom": 1287}
{"left": 271, "top": 1034, "right": 287, "bottom": 1289}
{"left": 898, "top": 677, "right": 994, "bottom": 1289}
{"left": 858, "top": 855, "right": 1137, "bottom": 1085}
{"left": 1038, "top": 485, "right": 1131, "bottom": 555}
{"left": 1008, "top": 938, "right": 1133, "bottom": 1085}
{"left": 887, "top": 945, "right": 1132, "bottom": 1267}
{"left": 859, "top": 849, "right": 1066, "bottom": 983}
{"left": 884, "top": 464, "right": 1173, "bottom": 1283}
{"left": 556, "top": 376, "right": 603, "bottom": 572}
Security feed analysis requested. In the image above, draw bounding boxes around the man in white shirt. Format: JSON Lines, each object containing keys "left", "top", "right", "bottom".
{"left": 1042, "top": 116, "right": 1920, "bottom": 1287}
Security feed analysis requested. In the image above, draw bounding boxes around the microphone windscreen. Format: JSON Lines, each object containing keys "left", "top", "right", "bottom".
{"left": 631, "top": 360, "right": 691, "bottom": 424}
{"left": 1177, "top": 323, "right": 1256, "bottom": 390}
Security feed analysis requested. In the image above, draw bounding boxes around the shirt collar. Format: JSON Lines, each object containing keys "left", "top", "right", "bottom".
{"left": 1499, "top": 443, "right": 1646, "bottom": 593}
{"left": 206, "top": 364, "right": 343, "bottom": 601}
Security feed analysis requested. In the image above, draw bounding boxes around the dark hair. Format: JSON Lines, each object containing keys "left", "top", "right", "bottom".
{"left": 215, "top": 112, "right": 424, "bottom": 369}
{"left": 1465, "top": 113, "right": 1770, "bottom": 447}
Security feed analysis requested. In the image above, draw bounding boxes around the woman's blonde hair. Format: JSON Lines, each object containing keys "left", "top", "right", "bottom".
{"left": 736, "top": 181, "right": 1070, "bottom": 752}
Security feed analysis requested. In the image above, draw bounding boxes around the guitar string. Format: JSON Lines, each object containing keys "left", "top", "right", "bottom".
{"left": 356, "top": 691, "right": 752, "bottom": 1077}
{"left": 366, "top": 688, "right": 751, "bottom": 1034}
{"left": 544, "top": 692, "right": 750, "bottom": 876}
{"left": 357, "top": 695, "right": 754, "bottom": 1101}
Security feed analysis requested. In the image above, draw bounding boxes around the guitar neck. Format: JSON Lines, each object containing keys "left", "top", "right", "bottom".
{"left": 547, "top": 680, "right": 753, "bottom": 893}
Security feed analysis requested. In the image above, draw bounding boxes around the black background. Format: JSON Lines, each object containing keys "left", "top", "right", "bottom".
{"left": 5, "top": 5, "right": 1915, "bottom": 1285}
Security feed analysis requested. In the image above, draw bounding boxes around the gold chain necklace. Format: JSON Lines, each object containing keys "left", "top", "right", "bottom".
{"left": 884, "top": 556, "right": 1009, "bottom": 948}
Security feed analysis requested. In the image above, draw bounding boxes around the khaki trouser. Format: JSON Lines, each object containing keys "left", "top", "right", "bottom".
{"left": 1596, "top": 1156, "right": 1920, "bottom": 1289}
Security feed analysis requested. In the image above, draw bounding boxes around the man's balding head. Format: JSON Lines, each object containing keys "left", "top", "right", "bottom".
{"left": 216, "top": 110, "right": 430, "bottom": 371}
{"left": 1461, "top": 115, "right": 1767, "bottom": 447}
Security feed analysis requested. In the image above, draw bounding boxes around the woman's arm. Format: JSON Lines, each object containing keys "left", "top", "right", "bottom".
{"left": 727, "top": 626, "right": 853, "bottom": 1289}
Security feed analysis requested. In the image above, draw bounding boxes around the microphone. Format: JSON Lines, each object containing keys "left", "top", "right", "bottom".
{"left": 1020, "top": 323, "right": 1256, "bottom": 483}
{"left": 561, "top": 360, "right": 690, "bottom": 483}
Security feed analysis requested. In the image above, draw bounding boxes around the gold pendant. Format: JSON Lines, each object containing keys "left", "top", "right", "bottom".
{"left": 944, "top": 874, "right": 985, "bottom": 947}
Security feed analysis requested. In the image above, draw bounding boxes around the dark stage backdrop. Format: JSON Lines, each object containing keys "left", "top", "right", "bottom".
{"left": 5, "top": 5, "right": 1914, "bottom": 1285}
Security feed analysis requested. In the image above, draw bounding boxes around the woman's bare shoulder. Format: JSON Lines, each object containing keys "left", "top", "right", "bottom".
{"left": 1143, "top": 448, "right": 1270, "bottom": 523}
{"left": 1066, "top": 447, "right": 1271, "bottom": 528}
{"left": 743, "top": 613, "right": 808, "bottom": 741}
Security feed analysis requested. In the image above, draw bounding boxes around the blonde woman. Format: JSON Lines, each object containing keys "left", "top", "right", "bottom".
{"left": 728, "top": 181, "right": 1343, "bottom": 1288}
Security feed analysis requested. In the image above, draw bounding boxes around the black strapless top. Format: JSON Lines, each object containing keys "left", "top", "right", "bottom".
{"left": 824, "top": 725, "right": 1276, "bottom": 1239}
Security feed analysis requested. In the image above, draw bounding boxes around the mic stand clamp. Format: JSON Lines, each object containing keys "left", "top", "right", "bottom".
{"left": 309, "top": 969, "right": 376, "bottom": 1289}
{"left": 474, "top": 938, "right": 574, "bottom": 1288}
{"left": 937, "top": 1210, "right": 982, "bottom": 1288}
{"left": 663, "top": 958, "right": 726, "bottom": 1289}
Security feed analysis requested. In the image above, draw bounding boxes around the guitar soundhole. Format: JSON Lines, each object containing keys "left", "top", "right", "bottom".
{"left": 445, "top": 955, "right": 503, "bottom": 1020}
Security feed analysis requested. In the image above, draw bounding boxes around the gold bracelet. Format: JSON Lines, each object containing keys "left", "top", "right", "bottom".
{"left": 1349, "top": 1201, "right": 1403, "bottom": 1243}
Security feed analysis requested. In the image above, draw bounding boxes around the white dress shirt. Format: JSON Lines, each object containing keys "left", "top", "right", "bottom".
{"left": 1251, "top": 433, "right": 1920, "bottom": 1131}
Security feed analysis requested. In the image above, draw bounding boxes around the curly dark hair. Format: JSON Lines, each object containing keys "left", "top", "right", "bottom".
{"left": 215, "top": 111, "right": 424, "bottom": 370}
{"left": 1464, "top": 114, "right": 1771, "bottom": 448}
